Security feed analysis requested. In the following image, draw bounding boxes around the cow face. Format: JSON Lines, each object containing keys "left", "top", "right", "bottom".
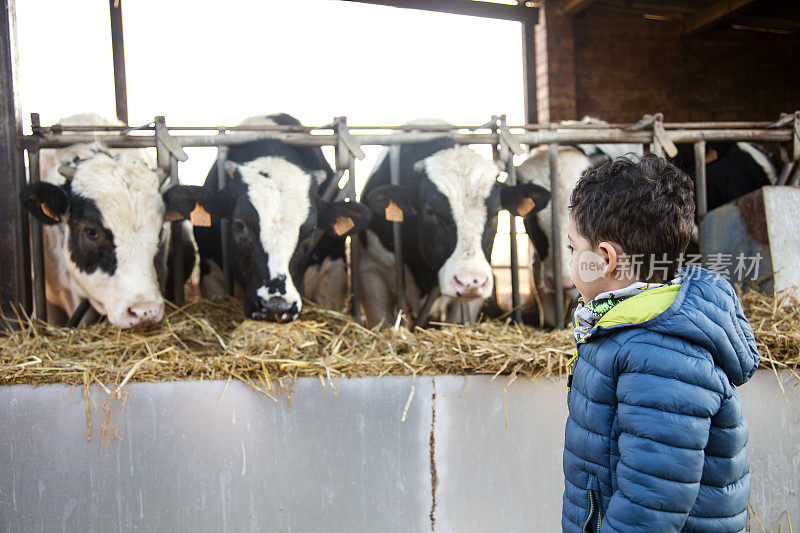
{"left": 367, "top": 146, "right": 550, "bottom": 301}
{"left": 22, "top": 153, "right": 169, "bottom": 328}
{"left": 165, "top": 156, "right": 370, "bottom": 322}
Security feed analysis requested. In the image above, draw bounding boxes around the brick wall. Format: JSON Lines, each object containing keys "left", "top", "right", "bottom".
{"left": 535, "top": 2, "right": 800, "bottom": 123}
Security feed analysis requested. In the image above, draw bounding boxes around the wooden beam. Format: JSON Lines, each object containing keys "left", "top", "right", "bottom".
{"left": 684, "top": 0, "right": 760, "bottom": 35}
{"left": 561, "top": 0, "right": 600, "bottom": 16}
{"left": 339, "top": 0, "right": 538, "bottom": 23}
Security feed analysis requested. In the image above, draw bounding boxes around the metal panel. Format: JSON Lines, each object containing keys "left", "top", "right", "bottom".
{"left": 0, "top": 378, "right": 434, "bottom": 533}
{"left": 0, "top": 371, "right": 796, "bottom": 530}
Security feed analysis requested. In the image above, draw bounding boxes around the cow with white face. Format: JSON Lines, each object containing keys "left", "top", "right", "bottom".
{"left": 19, "top": 113, "right": 190, "bottom": 328}
{"left": 165, "top": 114, "right": 371, "bottom": 322}
{"left": 359, "top": 136, "right": 551, "bottom": 328}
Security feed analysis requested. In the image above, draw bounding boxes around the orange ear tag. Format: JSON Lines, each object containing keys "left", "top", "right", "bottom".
{"left": 164, "top": 211, "right": 184, "bottom": 222}
{"left": 189, "top": 203, "right": 212, "bottom": 227}
{"left": 333, "top": 216, "right": 355, "bottom": 236}
{"left": 40, "top": 202, "right": 60, "bottom": 222}
{"left": 705, "top": 149, "right": 718, "bottom": 164}
{"left": 516, "top": 197, "right": 536, "bottom": 217}
{"left": 385, "top": 200, "right": 404, "bottom": 222}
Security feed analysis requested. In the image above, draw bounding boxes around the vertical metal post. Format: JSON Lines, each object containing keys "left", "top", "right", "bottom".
{"left": 108, "top": 0, "right": 128, "bottom": 124}
{"left": 27, "top": 145, "right": 46, "bottom": 320}
{"left": 169, "top": 155, "right": 184, "bottom": 305}
{"left": 521, "top": 11, "right": 538, "bottom": 126}
{"left": 506, "top": 154, "right": 523, "bottom": 324}
{"left": 216, "top": 140, "right": 233, "bottom": 296}
{"left": 347, "top": 153, "right": 361, "bottom": 324}
{"left": 693, "top": 141, "right": 707, "bottom": 258}
{"left": 389, "top": 144, "right": 406, "bottom": 320}
{"left": 0, "top": 0, "right": 30, "bottom": 323}
{"left": 548, "top": 143, "right": 565, "bottom": 329}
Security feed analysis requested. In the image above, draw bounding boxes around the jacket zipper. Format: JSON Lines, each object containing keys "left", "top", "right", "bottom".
{"left": 582, "top": 490, "right": 595, "bottom": 533}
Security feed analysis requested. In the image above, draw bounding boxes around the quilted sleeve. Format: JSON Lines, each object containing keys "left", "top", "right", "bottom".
{"left": 601, "top": 338, "right": 724, "bottom": 532}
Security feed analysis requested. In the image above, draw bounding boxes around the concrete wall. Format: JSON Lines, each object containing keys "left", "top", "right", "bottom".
{"left": 0, "top": 371, "right": 797, "bottom": 532}
{"left": 536, "top": 1, "right": 800, "bottom": 123}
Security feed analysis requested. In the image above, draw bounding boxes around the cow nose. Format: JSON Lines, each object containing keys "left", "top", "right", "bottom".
{"left": 256, "top": 296, "right": 297, "bottom": 323}
{"left": 452, "top": 275, "right": 490, "bottom": 297}
{"left": 127, "top": 301, "right": 164, "bottom": 325}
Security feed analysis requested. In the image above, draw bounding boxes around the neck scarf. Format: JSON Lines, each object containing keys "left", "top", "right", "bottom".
{"left": 573, "top": 275, "right": 683, "bottom": 344}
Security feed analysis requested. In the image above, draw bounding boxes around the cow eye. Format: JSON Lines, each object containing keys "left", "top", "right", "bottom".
{"left": 233, "top": 220, "right": 247, "bottom": 234}
{"left": 84, "top": 226, "right": 99, "bottom": 242}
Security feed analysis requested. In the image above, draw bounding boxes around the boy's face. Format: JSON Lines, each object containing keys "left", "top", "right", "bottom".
{"left": 567, "top": 215, "right": 631, "bottom": 303}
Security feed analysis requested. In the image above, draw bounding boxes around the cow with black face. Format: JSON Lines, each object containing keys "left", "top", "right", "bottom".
{"left": 165, "top": 114, "right": 371, "bottom": 322}
{"left": 359, "top": 137, "right": 551, "bottom": 328}
{"left": 19, "top": 114, "right": 190, "bottom": 328}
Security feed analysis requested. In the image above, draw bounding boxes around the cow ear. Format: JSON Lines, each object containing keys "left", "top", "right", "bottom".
{"left": 365, "top": 185, "right": 416, "bottom": 222}
{"left": 500, "top": 183, "right": 551, "bottom": 218}
{"left": 317, "top": 199, "right": 372, "bottom": 238}
{"left": 163, "top": 185, "right": 234, "bottom": 225}
{"left": 20, "top": 182, "right": 70, "bottom": 225}
{"left": 310, "top": 170, "right": 327, "bottom": 185}
{"left": 224, "top": 160, "right": 241, "bottom": 179}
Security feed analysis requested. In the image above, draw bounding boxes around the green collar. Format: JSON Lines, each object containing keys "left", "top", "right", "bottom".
{"left": 596, "top": 284, "right": 681, "bottom": 329}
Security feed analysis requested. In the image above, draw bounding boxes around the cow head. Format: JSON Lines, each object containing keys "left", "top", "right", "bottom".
{"left": 21, "top": 151, "right": 171, "bottom": 328}
{"left": 165, "top": 156, "right": 370, "bottom": 322}
{"left": 366, "top": 146, "right": 550, "bottom": 301}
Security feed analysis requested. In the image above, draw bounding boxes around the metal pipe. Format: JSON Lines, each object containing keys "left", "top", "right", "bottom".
{"left": 693, "top": 141, "right": 707, "bottom": 260}
{"left": 347, "top": 153, "right": 361, "bottom": 324}
{"left": 548, "top": 143, "right": 565, "bottom": 329}
{"left": 506, "top": 153, "right": 522, "bottom": 324}
{"left": 169, "top": 156, "right": 184, "bottom": 306}
{"left": 216, "top": 144, "right": 233, "bottom": 296}
{"left": 389, "top": 144, "right": 406, "bottom": 320}
{"left": 23, "top": 128, "right": 795, "bottom": 150}
{"left": 65, "top": 299, "right": 91, "bottom": 328}
{"left": 412, "top": 285, "right": 441, "bottom": 329}
{"left": 27, "top": 148, "right": 46, "bottom": 321}
{"left": 108, "top": 0, "right": 128, "bottom": 124}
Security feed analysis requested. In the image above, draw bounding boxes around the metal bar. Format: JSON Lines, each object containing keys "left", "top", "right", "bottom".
{"left": 684, "top": 0, "right": 760, "bottom": 35}
{"left": 27, "top": 147, "right": 46, "bottom": 321}
{"left": 169, "top": 156, "right": 184, "bottom": 305}
{"left": 0, "top": 0, "right": 31, "bottom": 323}
{"left": 23, "top": 128, "right": 795, "bottom": 150}
{"left": 65, "top": 299, "right": 91, "bottom": 328}
{"left": 339, "top": 0, "right": 537, "bottom": 22}
{"left": 521, "top": 12, "right": 537, "bottom": 126}
{"left": 562, "top": 0, "right": 600, "bottom": 16}
{"left": 389, "top": 145, "right": 406, "bottom": 320}
{"left": 548, "top": 144, "right": 565, "bottom": 329}
{"left": 347, "top": 153, "right": 361, "bottom": 324}
{"left": 108, "top": 0, "right": 128, "bottom": 124}
{"left": 693, "top": 141, "right": 707, "bottom": 258}
{"left": 506, "top": 154, "right": 522, "bottom": 325}
{"left": 216, "top": 143, "right": 233, "bottom": 296}
{"left": 412, "top": 286, "right": 441, "bottom": 329}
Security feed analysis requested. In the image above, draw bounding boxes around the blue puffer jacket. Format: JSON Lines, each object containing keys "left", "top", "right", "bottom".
{"left": 562, "top": 267, "right": 760, "bottom": 532}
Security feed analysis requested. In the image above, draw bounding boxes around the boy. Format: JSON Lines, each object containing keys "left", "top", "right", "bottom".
{"left": 561, "top": 154, "right": 759, "bottom": 532}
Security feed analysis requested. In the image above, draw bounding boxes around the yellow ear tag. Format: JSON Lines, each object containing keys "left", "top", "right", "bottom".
{"left": 40, "top": 202, "right": 60, "bottom": 222}
{"left": 517, "top": 197, "right": 535, "bottom": 217}
{"left": 385, "top": 200, "right": 404, "bottom": 222}
{"left": 189, "top": 203, "right": 211, "bottom": 227}
{"left": 164, "top": 211, "right": 184, "bottom": 222}
{"left": 333, "top": 216, "right": 355, "bottom": 236}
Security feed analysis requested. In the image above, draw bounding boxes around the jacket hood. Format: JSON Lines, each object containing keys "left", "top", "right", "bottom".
{"left": 594, "top": 267, "right": 760, "bottom": 386}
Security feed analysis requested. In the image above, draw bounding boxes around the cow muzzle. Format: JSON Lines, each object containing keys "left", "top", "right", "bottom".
{"left": 448, "top": 273, "right": 492, "bottom": 299}
{"left": 113, "top": 299, "right": 164, "bottom": 328}
{"left": 250, "top": 296, "right": 300, "bottom": 323}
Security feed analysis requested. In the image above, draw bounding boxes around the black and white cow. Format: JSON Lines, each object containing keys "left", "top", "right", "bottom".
{"left": 358, "top": 136, "right": 551, "bottom": 328}
{"left": 20, "top": 113, "right": 195, "bottom": 328}
{"left": 165, "top": 114, "right": 371, "bottom": 322}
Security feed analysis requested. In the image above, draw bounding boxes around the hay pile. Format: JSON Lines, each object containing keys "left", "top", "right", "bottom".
{"left": 0, "top": 291, "right": 797, "bottom": 394}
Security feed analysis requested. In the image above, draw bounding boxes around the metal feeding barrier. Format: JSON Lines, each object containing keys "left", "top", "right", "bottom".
{"left": 18, "top": 112, "right": 800, "bottom": 328}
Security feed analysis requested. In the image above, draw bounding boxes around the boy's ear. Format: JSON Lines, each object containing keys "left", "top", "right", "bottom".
{"left": 317, "top": 199, "right": 372, "bottom": 237}
{"left": 20, "top": 182, "right": 70, "bottom": 225}
{"left": 162, "top": 185, "right": 235, "bottom": 225}
{"left": 500, "top": 183, "right": 551, "bottom": 218}
{"left": 597, "top": 242, "right": 618, "bottom": 277}
{"left": 365, "top": 185, "right": 416, "bottom": 222}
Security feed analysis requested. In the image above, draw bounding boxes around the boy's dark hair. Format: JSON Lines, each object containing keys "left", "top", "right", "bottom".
{"left": 570, "top": 153, "right": 695, "bottom": 282}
